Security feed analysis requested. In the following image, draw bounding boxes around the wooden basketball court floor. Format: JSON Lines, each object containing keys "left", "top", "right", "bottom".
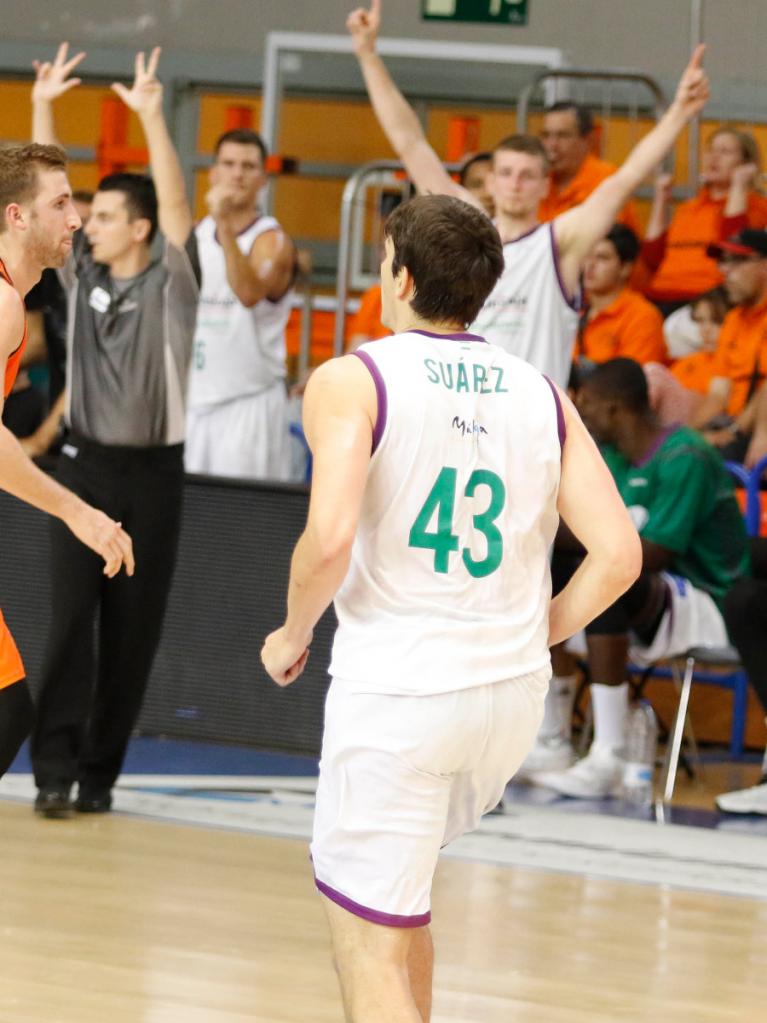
{"left": 1, "top": 749, "right": 766, "bottom": 1023}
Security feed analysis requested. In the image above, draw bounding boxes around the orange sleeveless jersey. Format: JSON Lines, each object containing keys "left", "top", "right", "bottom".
{"left": 0, "top": 258, "right": 28, "bottom": 689}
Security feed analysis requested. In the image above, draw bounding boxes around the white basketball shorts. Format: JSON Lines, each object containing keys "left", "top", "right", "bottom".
{"left": 630, "top": 572, "right": 729, "bottom": 664}
{"left": 311, "top": 669, "right": 548, "bottom": 927}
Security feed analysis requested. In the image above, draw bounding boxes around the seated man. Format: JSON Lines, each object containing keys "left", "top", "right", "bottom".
{"left": 577, "top": 225, "right": 667, "bottom": 366}
{"left": 529, "top": 358, "right": 749, "bottom": 797}
{"left": 538, "top": 102, "right": 641, "bottom": 235}
{"left": 689, "top": 229, "right": 767, "bottom": 458}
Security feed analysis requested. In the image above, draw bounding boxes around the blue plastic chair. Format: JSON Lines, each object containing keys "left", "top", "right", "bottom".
{"left": 745, "top": 453, "right": 767, "bottom": 538}
{"left": 289, "top": 422, "right": 313, "bottom": 483}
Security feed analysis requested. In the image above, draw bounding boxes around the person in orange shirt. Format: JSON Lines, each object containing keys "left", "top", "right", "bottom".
{"left": 538, "top": 102, "right": 642, "bottom": 237}
{"left": 690, "top": 230, "right": 767, "bottom": 459}
{"left": 348, "top": 281, "right": 392, "bottom": 349}
{"left": 643, "top": 128, "right": 767, "bottom": 310}
{"left": 0, "top": 140, "right": 134, "bottom": 782}
{"left": 645, "top": 287, "right": 730, "bottom": 426}
{"left": 577, "top": 224, "right": 666, "bottom": 366}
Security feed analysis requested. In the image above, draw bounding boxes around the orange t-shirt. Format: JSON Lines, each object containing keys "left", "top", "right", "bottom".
{"left": 647, "top": 190, "right": 767, "bottom": 302}
{"left": 0, "top": 258, "right": 27, "bottom": 690}
{"left": 348, "top": 284, "right": 392, "bottom": 345}
{"left": 578, "top": 288, "right": 666, "bottom": 365}
{"left": 669, "top": 349, "right": 718, "bottom": 396}
{"left": 711, "top": 297, "right": 767, "bottom": 416}
{"left": 538, "top": 153, "right": 642, "bottom": 237}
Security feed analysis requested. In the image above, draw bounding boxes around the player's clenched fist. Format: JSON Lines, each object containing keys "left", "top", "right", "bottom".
{"left": 261, "top": 626, "right": 311, "bottom": 687}
{"left": 347, "top": 0, "right": 381, "bottom": 56}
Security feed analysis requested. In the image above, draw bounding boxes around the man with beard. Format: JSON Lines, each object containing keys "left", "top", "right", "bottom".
{"left": 0, "top": 141, "right": 134, "bottom": 780}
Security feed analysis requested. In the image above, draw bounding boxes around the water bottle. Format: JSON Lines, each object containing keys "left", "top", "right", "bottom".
{"left": 620, "top": 700, "right": 658, "bottom": 805}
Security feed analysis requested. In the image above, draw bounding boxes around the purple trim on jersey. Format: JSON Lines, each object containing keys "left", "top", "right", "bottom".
{"left": 549, "top": 223, "right": 581, "bottom": 312}
{"left": 634, "top": 425, "right": 678, "bottom": 468}
{"left": 499, "top": 222, "right": 543, "bottom": 247}
{"left": 315, "top": 877, "right": 432, "bottom": 929}
{"left": 410, "top": 328, "right": 487, "bottom": 344}
{"left": 352, "top": 350, "right": 388, "bottom": 454}
{"left": 543, "top": 376, "right": 566, "bottom": 452}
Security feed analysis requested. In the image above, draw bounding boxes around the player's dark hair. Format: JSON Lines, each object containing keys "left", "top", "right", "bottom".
{"left": 97, "top": 172, "right": 159, "bottom": 244}
{"left": 214, "top": 128, "right": 268, "bottom": 165}
{"left": 545, "top": 101, "right": 594, "bottom": 138}
{"left": 493, "top": 134, "right": 549, "bottom": 173}
{"left": 384, "top": 194, "right": 504, "bottom": 327}
{"left": 605, "top": 224, "right": 640, "bottom": 265}
{"left": 583, "top": 357, "right": 650, "bottom": 414}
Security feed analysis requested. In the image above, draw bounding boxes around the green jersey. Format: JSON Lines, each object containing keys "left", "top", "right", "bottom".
{"left": 601, "top": 426, "right": 749, "bottom": 604}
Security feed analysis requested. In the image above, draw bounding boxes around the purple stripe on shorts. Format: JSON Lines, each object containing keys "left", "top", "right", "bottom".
{"left": 352, "top": 350, "right": 388, "bottom": 454}
{"left": 315, "top": 877, "right": 431, "bottom": 929}
{"left": 549, "top": 223, "right": 580, "bottom": 311}
{"left": 410, "top": 328, "right": 487, "bottom": 344}
{"left": 543, "top": 375, "right": 566, "bottom": 453}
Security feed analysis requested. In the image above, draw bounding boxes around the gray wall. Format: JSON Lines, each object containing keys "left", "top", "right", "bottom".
{"left": 1, "top": 1, "right": 765, "bottom": 119}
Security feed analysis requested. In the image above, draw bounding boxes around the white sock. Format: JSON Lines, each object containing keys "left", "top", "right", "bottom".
{"left": 761, "top": 742, "right": 767, "bottom": 778}
{"left": 539, "top": 674, "right": 577, "bottom": 741}
{"left": 591, "top": 682, "right": 629, "bottom": 751}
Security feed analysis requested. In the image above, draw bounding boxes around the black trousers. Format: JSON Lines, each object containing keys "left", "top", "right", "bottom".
{"left": 0, "top": 678, "right": 34, "bottom": 779}
{"left": 30, "top": 437, "right": 184, "bottom": 794}
{"left": 724, "top": 579, "right": 767, "bottom": 716}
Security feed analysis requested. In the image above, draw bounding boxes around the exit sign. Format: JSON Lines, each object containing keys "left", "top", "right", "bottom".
{"left": 422, "top": 0, "right": 528, "bottom": 25}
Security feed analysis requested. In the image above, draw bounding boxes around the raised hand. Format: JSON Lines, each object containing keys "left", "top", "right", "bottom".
{"left": 32, "top": 42, "right": 86, "bottom": 104}
{"left": 205, "top": 183, "right": 240, "bottom": 223}
{"left": 347, "top": 0, "right": 381, "bottom": 57}
{"left": 672, "top": 44, "right": 710, "bottom": 120}
{"left": 111, "top": 48, "right": 163, "bottom": 119}
{"left": 730, "top": 161, "right": 759, "bottom": 192}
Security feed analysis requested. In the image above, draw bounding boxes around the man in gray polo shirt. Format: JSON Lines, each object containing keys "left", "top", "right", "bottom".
{"left": 29, "top": 45, "right": 200, "bottom": 817}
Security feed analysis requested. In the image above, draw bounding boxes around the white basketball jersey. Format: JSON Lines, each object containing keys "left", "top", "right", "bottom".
{"left": 470, "top": 223, "right": 580, "bottom": 388}
{"left": 188, "top": 215, "right": 292, "bottom": 408}
{"left": 329, "top": 329, "right": 564, "bottom": 696}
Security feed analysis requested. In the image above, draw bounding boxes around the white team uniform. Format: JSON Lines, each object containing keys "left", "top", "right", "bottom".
{"left": 311, "top": 328, "right": 565, "bottom": 926}
{"left": 185, "top": 214, "right": 293, "bottom": 479}
{"left": 470, "top": 222, "right": 580, "bottom": 388}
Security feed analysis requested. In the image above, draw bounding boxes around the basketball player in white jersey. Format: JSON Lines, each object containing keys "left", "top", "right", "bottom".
{"left": 261, "top": 194, "right": 641, "bottom": 1023}
{"left": 185, "top": 129, "right": 297, "bottom": 479}
{"left": 346, "top": 0, "right": 709, "bottom": 389}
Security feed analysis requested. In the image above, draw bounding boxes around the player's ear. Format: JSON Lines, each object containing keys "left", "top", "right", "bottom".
{"left": 395, "top": 265, "right": 415, "bottom": 302}
{"left": 5, "top": 203, "right": 25, "bottom": 231}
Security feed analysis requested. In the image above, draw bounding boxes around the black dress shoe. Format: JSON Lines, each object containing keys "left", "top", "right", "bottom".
{"left": 34, "top": 787, "right": 74, "bottom": 819}
{"left": 75, "top": 791, "right": 112, "bottom": 814}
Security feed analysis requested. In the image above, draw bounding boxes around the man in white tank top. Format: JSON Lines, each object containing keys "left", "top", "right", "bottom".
{"left": 347, "top": 0, "right": 710, "bottom": 389}
{"left": 185, "top": 129, "right": 297, "bottom": 479}
{"left": 261, "top": 194, "right": 641, "bottom": 1022}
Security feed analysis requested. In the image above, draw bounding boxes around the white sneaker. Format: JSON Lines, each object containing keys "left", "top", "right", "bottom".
{"left": 517, "top": 735, "right": 575, "bottom": 779}
{"left": 715, "top": 780, "right": 767, "bottom": 815}
{"left": 535, "top": 744, "right": 624, "bottom": 798}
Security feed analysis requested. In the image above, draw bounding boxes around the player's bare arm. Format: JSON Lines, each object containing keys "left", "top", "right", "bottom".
{"left": 207, "top": 196, "right": 296, "bottom": 306}
{"left": 347, "top": 0, "right": 479, "bottom": 207}
{"left": 112, "top": 48, "right": 194, "bottom": 247}
{"left": 0, "top": 286, "right": 134, "bottom": 578}
{"left": 261, "top": 356, "right": 376, "bottom": 686}
{"left": 548, "top": 389, "right": 642, "bottom": 646}
{"left": 31, "top": 41, "right": 85, "bottom": 146}
{"left": 554, "top": 45, "right": 710, "bottom": 294}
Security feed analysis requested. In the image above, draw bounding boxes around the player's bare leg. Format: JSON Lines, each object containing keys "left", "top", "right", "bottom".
{"left": 322, "top": 895, "right": 428, "bottom": 1022}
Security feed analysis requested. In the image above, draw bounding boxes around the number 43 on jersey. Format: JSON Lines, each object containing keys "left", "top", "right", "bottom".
{"left": 408, "top": 466, "right": 506, "bottom": 578}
